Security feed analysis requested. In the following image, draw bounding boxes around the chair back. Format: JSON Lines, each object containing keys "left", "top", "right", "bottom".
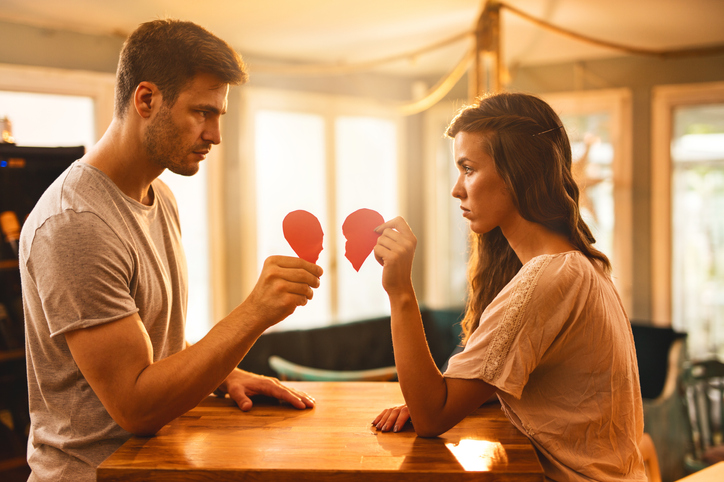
{"left": 639, "top": 432, "right": 662, "bottom": 482}
{"left": 630, "top": 323, "right": 686, "bottom": 399}
{"left": 681, "top": 360, "right": 724, "bottom": 461}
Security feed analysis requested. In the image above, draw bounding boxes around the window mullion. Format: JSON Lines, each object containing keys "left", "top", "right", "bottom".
{"left": 325, "top": 111, "right": 339, "bottom": 323}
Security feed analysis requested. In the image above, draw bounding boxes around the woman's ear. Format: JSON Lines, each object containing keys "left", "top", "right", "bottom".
{"left": 133, "top": 81, "right": 160, "bottom": 119}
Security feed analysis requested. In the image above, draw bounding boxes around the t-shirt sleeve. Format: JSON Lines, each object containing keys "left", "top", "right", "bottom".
{"left": 25, "top": 209, "right": 139, "bottom": 337}
{"left": 444, "top": 254, "right": 590, "bottom": 399}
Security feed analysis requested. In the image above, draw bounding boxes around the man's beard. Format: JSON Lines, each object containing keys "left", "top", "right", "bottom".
{"left": 144, "top": 106, "right": 209, "bottom": 177}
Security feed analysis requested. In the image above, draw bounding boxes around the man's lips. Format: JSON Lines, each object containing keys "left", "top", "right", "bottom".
{"left": 192, "top": 147, "right": 211, "bottom": 158}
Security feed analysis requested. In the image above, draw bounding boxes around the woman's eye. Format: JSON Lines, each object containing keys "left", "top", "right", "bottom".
{"left": 463, "top": 166, "right": 472, "bottom": 174}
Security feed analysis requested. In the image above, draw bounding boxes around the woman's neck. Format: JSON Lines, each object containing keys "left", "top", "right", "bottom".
{"left": 501, "top": 216, "right": 576, "bottom": 265}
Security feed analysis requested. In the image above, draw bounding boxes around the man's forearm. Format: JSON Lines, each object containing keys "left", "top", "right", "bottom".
{"left": 122, "top": 304, "right": 267, "bottom": 434}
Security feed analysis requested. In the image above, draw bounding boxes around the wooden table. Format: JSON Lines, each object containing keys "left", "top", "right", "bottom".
{"left": 97, "top": 382, "right": 544, "bottom": 481}
{"left": 676, "top": 462, "right": 724, "bottom": 482}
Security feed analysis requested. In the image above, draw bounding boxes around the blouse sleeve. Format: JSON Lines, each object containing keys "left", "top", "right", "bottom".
{"left": 444, "top": 253, "right": 592, "bottom": 399}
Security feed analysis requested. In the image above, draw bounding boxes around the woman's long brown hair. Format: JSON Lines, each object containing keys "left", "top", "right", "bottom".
{"left": 446, "top": 93, "right": 611, "bottom": 343}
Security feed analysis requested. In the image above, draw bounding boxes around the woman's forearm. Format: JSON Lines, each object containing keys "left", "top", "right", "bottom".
{"left": 388, "top": 288, "right": 450, "bottom": 435}
{"left": 375, "top": 216, "right": 492, "bottom": 436}
{"left": 388, "top": 288, "right": 497, "bottom": 437}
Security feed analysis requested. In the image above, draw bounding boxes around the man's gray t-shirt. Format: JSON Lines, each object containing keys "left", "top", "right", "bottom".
{"left": 19, "top": 161, "right": 187, "bottom": 481}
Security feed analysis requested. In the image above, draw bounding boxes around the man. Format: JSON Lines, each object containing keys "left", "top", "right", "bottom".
{"left": 19, "top": 19, "right": 322, "bottom": 482}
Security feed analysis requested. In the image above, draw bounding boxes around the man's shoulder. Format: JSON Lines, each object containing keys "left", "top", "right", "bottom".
{"left": 21, "top": 163, "right": 127, "bottom": 255}
{"left": 27, "top": 162, "right": 109, "bottom": 215}
{"left": 59, "top": 161, "right": 120, "bottom": 207}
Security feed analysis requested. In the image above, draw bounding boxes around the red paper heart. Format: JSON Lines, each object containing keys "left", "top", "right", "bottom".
{"left": 283, "top": 210, "right": 324, "bottom": 264}
{"left": 342, "top": 208, "right": 384, "bottom": 271}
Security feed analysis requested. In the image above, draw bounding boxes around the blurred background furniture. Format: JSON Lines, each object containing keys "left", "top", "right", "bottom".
{"left": 268, "top": 355, "right": 397, "bottom": 381}
{"left": 640, "top": 432, "right": 663, "bottom": 482}
{"left": 238, "top": 308, "right": 463, "bottom": 378}
{"left": 0, "top": 144, "right": 83, "bottom": 482}
{"left": 632, "top": 323, "right": 689, "bottom": 482}
{"left": 680, "top": 359, "right": 724, "bottom": 474}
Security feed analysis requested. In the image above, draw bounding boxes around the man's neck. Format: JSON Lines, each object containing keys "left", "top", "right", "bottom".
{"left": 83, "top": 118, "right": 164, "bottom": 205}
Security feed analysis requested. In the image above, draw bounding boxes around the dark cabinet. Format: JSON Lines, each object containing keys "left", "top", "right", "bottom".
{"left": 0, "top": 144, "right": 83, "bottom": 479}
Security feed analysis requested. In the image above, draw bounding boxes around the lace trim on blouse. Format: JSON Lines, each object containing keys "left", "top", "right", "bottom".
{"left": 482, "top": 255, "right": 553, "bottom": 382}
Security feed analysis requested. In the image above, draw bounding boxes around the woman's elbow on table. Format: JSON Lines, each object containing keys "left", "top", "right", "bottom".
{"left": 409, "top": 378, "right": 496, "bottom": 438}
{"left": 408, "top": 414, "right": 457, "bottom": 438}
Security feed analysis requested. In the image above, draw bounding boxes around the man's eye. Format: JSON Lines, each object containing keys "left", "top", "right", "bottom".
{"left": 197, "top": 111, "right": 208, "bottom": 118}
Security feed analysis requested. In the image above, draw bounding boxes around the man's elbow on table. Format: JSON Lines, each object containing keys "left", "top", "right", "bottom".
{"left": 104, "top": 387, "right": 176, "bottom": 437}
{"left": 111, "top": 406, "right": 167, "bottom": 437}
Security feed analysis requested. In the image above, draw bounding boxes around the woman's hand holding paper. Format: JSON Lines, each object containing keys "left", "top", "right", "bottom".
{"left": 373, "top": 216, "right": 417, "bottom": 298}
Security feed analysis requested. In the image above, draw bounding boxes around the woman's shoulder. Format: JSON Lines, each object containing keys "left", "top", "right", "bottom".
{"left": 514, "top": 250, "right": 604, "bottom": 291}
{"left": 527, "top": 250, "right": 600, "bottom": 273}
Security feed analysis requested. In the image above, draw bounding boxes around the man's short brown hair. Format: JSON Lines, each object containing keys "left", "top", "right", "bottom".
{"left": 114, "top": 19, "right": 247, "bottom": 118}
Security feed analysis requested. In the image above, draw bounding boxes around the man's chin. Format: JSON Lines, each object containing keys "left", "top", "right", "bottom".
{"left": 167, "top": 162, "right": 200, "bottom": 177}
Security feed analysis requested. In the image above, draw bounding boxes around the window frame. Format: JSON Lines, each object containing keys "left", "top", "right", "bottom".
{"left": 543, "top": 89, "right": 634, "bottom": 315}
{"left": 0, "top": 63, "right": 115, "bottom": 144}
{"left": 651, "top": 81, "right": 724, "bottom": 326}
{"left": 233, "top": 86, "right": 407, "bottom": 324}
{"left": 422, "top": 100, "right": 468, "bottom": 309}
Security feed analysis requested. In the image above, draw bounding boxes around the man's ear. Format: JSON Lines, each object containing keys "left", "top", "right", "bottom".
{"left": 133, "top": 81, "right": 161, "bottom": 119}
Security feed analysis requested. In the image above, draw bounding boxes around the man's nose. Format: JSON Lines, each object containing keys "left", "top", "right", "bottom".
{"left": 203, "top": 119, "right": 222, "bottom": 145}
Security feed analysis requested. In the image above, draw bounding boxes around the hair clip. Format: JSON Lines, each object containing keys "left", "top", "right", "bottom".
{"left": 532, "top": 125, "right": 564, "bottom": 137}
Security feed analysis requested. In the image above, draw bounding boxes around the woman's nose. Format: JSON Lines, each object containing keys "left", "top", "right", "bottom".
{"left": 451, "top": 176, "right": 464, "bottom": 199}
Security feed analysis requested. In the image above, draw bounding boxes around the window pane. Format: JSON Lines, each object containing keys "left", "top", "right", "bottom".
{"left": 335, "top": 116, "right": 397, "bottom": 321}
{"left": 159, "top": 165, "right": 210, "bottom": 344}
{"left": 437, "top": 130, "right": 469, "bottom": 308}
{"left": 0, "top": 91, "right": 94, "bottom": 148}
{"left": 671, "top": 103, "right": 724, "bottom": 360}
{"left": 561, "top": 113, "right": 615, "bottom": 263}
{"left": 255, "top": 110, "right": 331, "bottom": 329}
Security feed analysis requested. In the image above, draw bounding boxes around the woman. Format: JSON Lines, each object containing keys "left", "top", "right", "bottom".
{"left": 372, "top": 92, "right": 645, "bottom": 481}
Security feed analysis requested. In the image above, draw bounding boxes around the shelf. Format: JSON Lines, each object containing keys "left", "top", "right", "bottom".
{"left": 0, "top": 260, "right": 19, "bottom": 271}
{"left": 0, "top": 456, "right": 29, "bottom": 472}
{"left": 0, "top": 349, "right": 24, "bottom": 363}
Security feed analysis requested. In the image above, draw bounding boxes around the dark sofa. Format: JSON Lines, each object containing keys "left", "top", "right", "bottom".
{"left": 237, "top": 308, "right": 464, "bottom": 377}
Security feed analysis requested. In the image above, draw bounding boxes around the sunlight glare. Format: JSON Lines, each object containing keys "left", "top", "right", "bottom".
{"left": 444, "top": 439, "right": 507, "bottom": 471}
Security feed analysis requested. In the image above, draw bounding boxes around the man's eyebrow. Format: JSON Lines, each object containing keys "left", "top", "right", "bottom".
{"left": 193, "top": 104, "right": 226, "bottom": 115}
